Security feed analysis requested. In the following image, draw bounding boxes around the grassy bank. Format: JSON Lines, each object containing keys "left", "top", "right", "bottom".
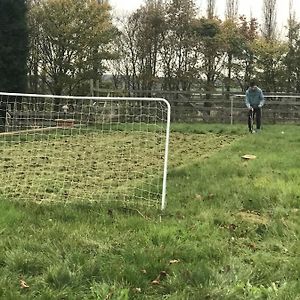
{"left": 0, "top": 124, "right": 299, "bottom": 299}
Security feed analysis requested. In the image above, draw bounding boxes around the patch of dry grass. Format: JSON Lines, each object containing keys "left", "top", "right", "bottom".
{"left": 0, "top": 129, "right": 236, "bottom": 207}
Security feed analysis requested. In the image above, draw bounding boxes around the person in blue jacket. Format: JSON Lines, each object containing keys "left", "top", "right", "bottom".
{"left": 245, "top": 81, "right": 265, "bottom": 133}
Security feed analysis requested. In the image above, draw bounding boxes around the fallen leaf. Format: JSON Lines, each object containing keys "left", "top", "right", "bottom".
{"left": 159, "top": 271, "right": 167, "bottom": 278}
{"left": 151, "top": 270, "right": 168, "bottom": 285}
{"left": 195, "top": 194, "right": 203, "bottom": 201}
{"left": 169, "top": 259, "right": 181, "bottom": 265}
{"left": 104, "top": 291, "right": 113, "bottom": 300}
{"left": 20, "top": 279, "right": 29, "bottom": 289}
{"left": 247, "top": 243, "right": 257, "bottom": 250}
{"left": 228, "top": 223, "right": 237, "bottom": 231}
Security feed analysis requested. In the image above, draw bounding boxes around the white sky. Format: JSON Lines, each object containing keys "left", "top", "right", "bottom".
{"left": 110, "top": 0, "right": 299, "bottom": 36}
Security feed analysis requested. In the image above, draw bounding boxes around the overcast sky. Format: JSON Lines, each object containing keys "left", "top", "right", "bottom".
{"left": 110, "top": 0, "right": 298, "bottom": 35}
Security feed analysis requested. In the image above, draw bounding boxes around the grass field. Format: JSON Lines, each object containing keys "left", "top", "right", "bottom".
{"left": 0, "top": 123, "right": 299, "bottom": 299}
{"left": 0, "top": 125, "right": 236, "bottom": 208}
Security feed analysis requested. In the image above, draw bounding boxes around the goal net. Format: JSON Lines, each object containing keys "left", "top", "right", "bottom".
{"left": 0, "top": 92, "right": 170, "bottom": 210}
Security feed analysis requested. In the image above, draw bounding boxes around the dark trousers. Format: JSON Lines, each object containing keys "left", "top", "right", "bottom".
{"left": 248, "top": 107, "right": 262, "bottom": 132}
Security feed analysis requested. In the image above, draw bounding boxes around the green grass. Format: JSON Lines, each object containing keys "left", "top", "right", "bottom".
{"left": 0, "top": 124, "right": 299, "bottom": 299}
{"left": 0, "top": 125, "right": 236, "bottom": 208}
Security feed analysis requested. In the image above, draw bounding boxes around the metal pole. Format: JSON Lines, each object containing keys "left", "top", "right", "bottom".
{"left": 161, "top": 100, "right": 171, "bottom": 211}
{"left": 230, "top": 96, "right": 233, "bottom": 125}
{"left": 90, "top": 79, "right": 94, "bottom": 97}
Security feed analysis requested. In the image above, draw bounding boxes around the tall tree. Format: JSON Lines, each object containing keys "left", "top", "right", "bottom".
{"left": 115, "top": 14, "right": 142, "bottom": 91}
{"left": 225, "top": 0, "right": 238, "bottom": 19}
{"left": 222, "top": 18, "right": 244, "bottom": 95}
{"left": 253, "top": 38, "right": 287, "bottom": 92}
{"left": 237, "top": 16, "right": 259, "bottom": 90}
{"left": 206, "top": 0, "right": 216, "bottom": 19}
{"left": 28, "top": 0, "right": 117, "bottom": 98}
{"left": 116, "top": 0, "right": 165, "bottom": 93}
{"left": 161, "top": 0, "right": 198, "bottom": 91}
{"left": 262, "top": 0, "right": 277, "bottom": 40}
{"left": 257, "top": 0, "right": 285, "bottom": 92}
{"left": 135, "top": 0, "right": 165, "bottom": 91}
{"left": 284, "top": 0, "right": 300, "bottom": 92}
{"left": 0, "top": 0, "right": 28, "bottom": 93}
{"left": 223, "top": 0, "right": 239, "bottom": 95}
{"left": 194, "top": 17, "right": 225, "bottom": 94}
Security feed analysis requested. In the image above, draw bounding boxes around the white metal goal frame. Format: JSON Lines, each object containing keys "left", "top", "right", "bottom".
{"left": 0, "top": 92, "right": 171, "bottom": 211}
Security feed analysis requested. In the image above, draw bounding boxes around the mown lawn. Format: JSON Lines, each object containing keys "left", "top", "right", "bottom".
{"left": 0, "top": 124, "right": 299, "bottom": 299}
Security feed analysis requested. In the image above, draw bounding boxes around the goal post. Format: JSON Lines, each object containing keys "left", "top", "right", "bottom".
{"left": 0, "top": 92, "right": 171, "bottom": 210}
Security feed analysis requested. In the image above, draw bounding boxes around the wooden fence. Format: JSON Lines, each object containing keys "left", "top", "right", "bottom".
{"left": 91, "top": 88, "right": 300, "bottom": 124}
{"left": 2, "top": 90, "right": 299, "bottom": 131}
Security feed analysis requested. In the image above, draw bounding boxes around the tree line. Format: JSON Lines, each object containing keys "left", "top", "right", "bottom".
{"left": 0, "top": 0, "right": 300, "bottom": 97}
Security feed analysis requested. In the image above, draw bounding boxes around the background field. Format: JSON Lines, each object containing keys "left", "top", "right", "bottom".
{"left": 0, "top": 124, "right": 299, "bottom": 299}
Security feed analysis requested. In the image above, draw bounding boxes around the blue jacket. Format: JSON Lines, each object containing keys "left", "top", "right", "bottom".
{"left": 245, "top": 87, "right": 265, "bottom": 109}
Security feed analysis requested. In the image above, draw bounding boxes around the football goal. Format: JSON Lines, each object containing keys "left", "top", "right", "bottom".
{"left": 0, "top": 92, "right": 171, "bottom": 210}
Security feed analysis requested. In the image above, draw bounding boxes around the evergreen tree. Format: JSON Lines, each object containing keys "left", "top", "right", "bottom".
{"left": 0, "top": 0, "right": 28, "bottom": 93}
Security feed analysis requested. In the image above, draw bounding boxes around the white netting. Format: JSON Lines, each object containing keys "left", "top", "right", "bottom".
{"left": 0, "top": 93, "right": 170, "bottom": 210}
